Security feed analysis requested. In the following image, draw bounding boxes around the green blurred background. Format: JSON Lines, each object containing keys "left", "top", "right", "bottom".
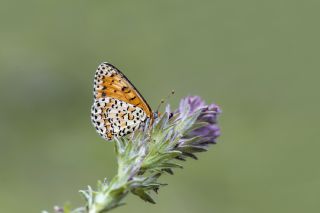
{"left": 1, "top": 0, "right": 319, "bottom": 212}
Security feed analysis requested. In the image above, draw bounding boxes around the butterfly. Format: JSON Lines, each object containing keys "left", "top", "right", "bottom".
{"left": 91, "top": 62, "right": 154, "bottom": 141}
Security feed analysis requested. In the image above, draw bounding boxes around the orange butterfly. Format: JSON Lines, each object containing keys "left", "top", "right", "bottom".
{"left": 91, "top": 62, "right": 154, "bottom": 141}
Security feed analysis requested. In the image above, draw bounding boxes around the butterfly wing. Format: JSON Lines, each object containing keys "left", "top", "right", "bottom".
{"left": 91, "top": 62, "right": 153, "bottom": 141}
{"left": 91, "top": 97, "right": 148, "bottom": 140}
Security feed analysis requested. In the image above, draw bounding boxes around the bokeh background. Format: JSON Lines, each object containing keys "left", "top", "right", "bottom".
{"left": 1, "top": 0, "right": 319, "bottom": 212}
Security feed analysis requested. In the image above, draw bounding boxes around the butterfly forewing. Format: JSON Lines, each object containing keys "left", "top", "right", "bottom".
{"left": 91, "top": 62, "right": 153, "bottom": 141}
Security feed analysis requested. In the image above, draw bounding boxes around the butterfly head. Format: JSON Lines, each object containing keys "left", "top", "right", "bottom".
{"left": 153, "top": 111, "right": 161, "bottom": 119}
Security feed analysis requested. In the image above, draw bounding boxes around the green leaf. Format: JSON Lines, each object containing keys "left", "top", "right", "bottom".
{"left": 159, "top": 162, "right": 183, "bottom": 169}
{"left": 179, "top": 136, "right": 203, "bottom": 145}
{"left": 162, "top": 168, "right": 174, "bottom": 175}
{"left": 186, "top": 121, "right": 208, "bottom": 132}
{"left": 142, "top": 150, "right": 182, "bottom": 169}
{"left": 178, "top": 145, "right": 208, "bottom": 153}
{"left": 131, "top": 188, "right": 156, "bottom": 204}
{"left": 181, "top": 152, "right": 198, "bottom": 160}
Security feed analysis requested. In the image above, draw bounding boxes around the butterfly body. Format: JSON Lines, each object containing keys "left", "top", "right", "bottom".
{"left": 91, "top": 62, "right": 153, "bottom": 141}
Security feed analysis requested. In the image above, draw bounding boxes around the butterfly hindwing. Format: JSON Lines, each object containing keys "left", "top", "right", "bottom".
{"left": 91, "top": 62, "right": 152, "bottom": 141}
{"left": 91, "top": 97, "right": 147, "bottom": 140}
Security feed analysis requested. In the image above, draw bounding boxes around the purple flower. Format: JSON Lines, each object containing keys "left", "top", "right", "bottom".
{"left": 175, "top": 96, "right": 221, "bottom": 158}
{"left": 178, "top": 96, "right": 206, "bottom": 114}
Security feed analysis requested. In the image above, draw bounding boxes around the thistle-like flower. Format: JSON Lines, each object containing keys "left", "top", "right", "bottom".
{"left": 47, "top": 96, "right": 221, "bottom": 213}
{"left": 176, "top": 96, "right": 221, "bottom": 160}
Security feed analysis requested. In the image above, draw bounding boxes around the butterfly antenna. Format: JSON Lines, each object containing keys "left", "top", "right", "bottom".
{"left": 155, "top": 90, "right": 175, "bottom": 112}
{"left": 155, "top": 99, "right": 165, "bottom": 113}
{"left": 164, "top": 89, "right": 175, "bottom": 106}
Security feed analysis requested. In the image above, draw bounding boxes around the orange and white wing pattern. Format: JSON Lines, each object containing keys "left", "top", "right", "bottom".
{"left": 91, "top": 62, "right": 153, "bottom": 141}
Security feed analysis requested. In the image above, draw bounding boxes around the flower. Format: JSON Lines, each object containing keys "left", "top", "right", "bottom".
{"left": 175, "top": 96, "right": 221, "bottom": 159}
{"left": 178, "top": 96, "right": 206, "bottom": 114}
{"left": 179, "top": 96, "right": 221, "bottom": 142}
{"left": 48, "top": 96, "right": 222, "bottom": 213}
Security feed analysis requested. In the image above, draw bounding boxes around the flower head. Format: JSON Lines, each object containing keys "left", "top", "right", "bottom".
{"left": 179, "top": 96, "right": 221, "bottom": 142}
{"left": 175, "top": 96, "right": 221, "bottom": 158}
